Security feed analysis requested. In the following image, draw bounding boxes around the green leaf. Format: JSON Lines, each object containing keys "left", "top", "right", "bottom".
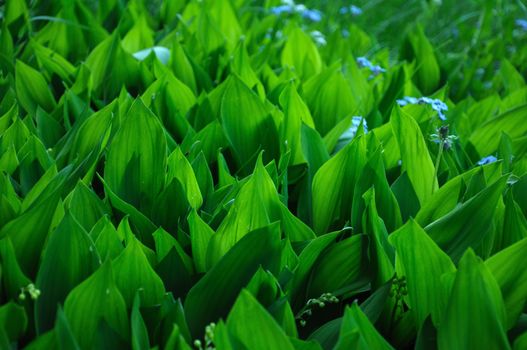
{"left": 0, "top": 301, "right": 27, "bottom": 342}
{"left": 335, "top": 302, "right": 394, "bottom": 350}
{"left": 288, "top": 231, "right": 340, "bottom": 309}
{"left": 226, "top": 289, "right": 295, "bottom": 350}
{"left": 307, "top": 234, "right": 369, "bottom": 298}
{"left": 131, "top": 292, "right": 150, "bottom": 350}
{"left": 468, "top": 104, "right": 527, "bottom": 157}
{"left": 401, "top": 25, "right": 440, "bottom": 95}
{"left": 425, "top": 175, "right": 508, "bottom": 262}
{"left": 279, "top": 83, "right": 315, "bottom": 165}
{"left": 69, "top": 100, "right": 115, "bottom": 165}
{"left": 64, "top": 261, "right": 129, "bottom": 349}
{"left": 391, "top": 106, "right": 437, "bottom": 206}
{"left": 281, "top": 26, "right": 322, "bottom": 80}
{"left": 93, "top": 216, "right": 124, "bottom": 260}
{"left": 207, "top": 156, "right": 312, "bottom": 265}
{"left": 389, "top": 219, "right": 456, "bottom": 327}
{"left": 362, "top": 188, "right": 395, "bottom": 288}
{"left": 104, "top": 98, "right": 167, "bottom": 213}
{"left": 66, "top": 181, "right": 108, "bottom": 232}
{"left": 188, "top": 209, "right": 214, "bottom": 273}
{"left": 184, "top": 223, "right": 281, "bottom": 337}
{"left": 85, "top": 32, "right": 142, "bottom": 98}
{"left": 220, "top": 76, "right": 279, "bottom": 169}
{"left": 15, "top": 60, "right": 56, "bottom": 115}
{"left": 99, "top": 176, "right": 157, "bottom": 247}
{"left": 35, "top": 212, "right": 100, "bottom": 333}
{"left": 437, "top": 249, "right": 510, "bottom": 350}
{"left": 0, "top": 237, "right": 31, "bottom": 299}
{"left": 0, "top": 190, "right": 60, "bottom": 276}
{"left": 167, "top": 147, "right": 203, "bottom": 209}
{"left": 32, "top": 40, "right": 76, "bottom": 84}
{"left": 486, "top": 237, "right": 527, "bottom": 329}
{"left": 113, "top": 235, "right": 166, "bottom": 308}
{"left": 302, "top": 64, "right": 356, "bottom": 135}
{"left": 312, "top": 135, "right": 367, "bottom": 233}
{"left": 55, "top": 307, "right": 81, "bottom": 350}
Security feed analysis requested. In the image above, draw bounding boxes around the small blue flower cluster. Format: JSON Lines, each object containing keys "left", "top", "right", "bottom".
{"left": 310, "top": 30, "right": 327, "bottom": 46}
{"left": 356, "top": 56, "right": 386, "bottom": 78}
{"left": 477, "top": 155, "right": 498, "bottom": 165}
{"left": 516, "top": 19, "right": 527, "bottom": 31}
{"left": 270, "top": 1, "right": 322, "bottom": 22}
{"left": 339, "top": 5, "right": 363, "bottom": 16}
{"left": 397, "top": 96, "right": 448, "bottom": 120}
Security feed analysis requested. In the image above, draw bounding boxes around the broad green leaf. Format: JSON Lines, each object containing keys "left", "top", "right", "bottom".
{"left": 401, "top": 25, "right": 440, "bottom": 95}
{"left": 69, "top": 100, "right": 115, "bottom": 164}
{"left": 167, "top": 147, "right": 203, "bottom": 209}
{"left": 113, "top": 235, "right": 166, "bottom": 308}
{"left": 92, "top": 216, "right": 124, "bottom": 260}
{"left": 131, "top": 293, "right": 150, "bottom": 350}
{"left": 438, "top": 249, "right": 510, "bottom": 350}
{"left": 35, "top": 213, "right": 100, "bottom": 333}
{"left": 415, "top": 168, "right": 478, "bottom": 226}
{"left": 352, "top": 147, "right": 402, "bottom": 232}
{"left": 220, "top": 76, "right": 279, "bottom": 169}
{"left": 66, "top": 181, "right": 108, "bottom": 232}
{"left": 312, "top": 135, "right": 367, "bottom": 233}
{"left": 307, "top": 234, "right": 369, "bottom": 298}
{"left": 122, "top": 15, "right": 154, "bottom": 54}
{"left": 32, "top": 40, "right": 75, "bottom": 83}
{"left": 486, "top": 237, "right": 527, "bottom": 329}
{"left": 362, "top": 188, "right": 395, "bottom": 288}
{"left": 184, "top": 223, "right": 281, "bottom": 337}
{"left": 279, "top": 83, "right": 315, "bottom": 165}
{"left": 468, "top": 104, "right": 527, "bottom": 157}
{"left": 15, "top": 60, "right": 56, "bottom": 115}
{"left": 169, "top": 41, "right": 197, "bottom": 94}
{"left": 55, "top": 308, "right": 81, "bottom": 350}
{"left": 389, "top": 219, "right": 456, "bottom": 327}
{"left": 188, "top": 209, "right": 214, "bottom": 273}
{"left": 391, "top": 106, "right": 437, "bottom": 206}
{"left": 493, "top": 190, "right": 527, "bottom": 252}
{"left": 85, "top": 32, "right": 141, "bottom": 98}
{"left": 0, "top": 237, "right": 31, "bottom": 299}
{"left": 104, "top": 98, "right": 167, "bottom": 213}
{"left": 153, "top": 227, "right": 194, "bottom": 272}
{"left": 335, "top": 302, "right": 395, "bottom": 350}
{"left": 207, "top": 157, "right": 313, "bottom": 265}
{"left": 425, "top": 175, "right": 508, "bottom": 262}
{"left": 0, "top": 301, "right": 27, "bottom": 342}
{"left": 64, "top": 261, "right": 129, "bottom": 349}
{"left": 0, "top": 191, "right": 60, "bottom": 276}
{"left": 281, "top": 26, "right": 322, "bottom": 79}
{"left": 288, "top": 231, "right": 340, "bottom": 309}
{"left": 99, "top": 176, "right": 156, "bottom": 247}
{"left": 226, "top": 290, "right": 295, "bottom": 350}
{"left": 303, "top": 64, "right": 356, "bottom": 135}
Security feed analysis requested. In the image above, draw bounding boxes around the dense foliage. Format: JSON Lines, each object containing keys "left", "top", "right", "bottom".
{"left": 1, "top": 0, "right": 527, "bottom": 349}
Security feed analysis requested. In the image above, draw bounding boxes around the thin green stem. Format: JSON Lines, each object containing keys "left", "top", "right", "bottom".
{"left": 433, "top": 140, "right": 444, "bottom": 190}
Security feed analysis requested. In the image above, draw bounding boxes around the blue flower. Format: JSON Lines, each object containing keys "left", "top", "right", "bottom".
{"left": 356, "top": 56, "right": 386, "bottom": 78}
{"left": 477, "top": 155, "right": 498, "bottom": 165}
{"left": 270, "top": 5, "right": 294, "bottom": 15}
{"left": 397, "top": 96, "right": 448, "bottom": 120}
{"left": 310, "top": 31, "right": 327, "bottom": 46}
{"left": 516, "top": 19, "right": 527, "bottom": 31}
{"left": 270, "top": 2, "right": 323, "bottom": 22}
{"left": 302, "top": 9, "right": 322, "bottom": 22}
{"left": 340, "top": 5, "right": 363, "bottom": 16}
